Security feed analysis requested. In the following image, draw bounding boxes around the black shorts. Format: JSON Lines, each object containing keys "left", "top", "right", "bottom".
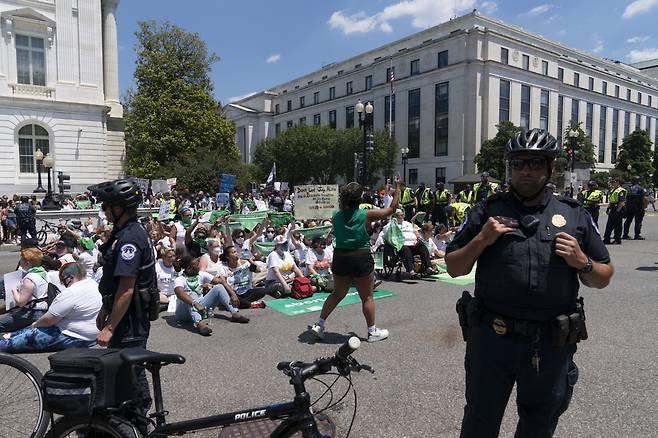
{"left": 332, "top": 248, "right": 374, "bottom": 278}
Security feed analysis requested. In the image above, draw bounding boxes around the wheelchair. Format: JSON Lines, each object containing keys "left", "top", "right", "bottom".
{"left": 374, "top": 243, "right": 404, "bottom": 282}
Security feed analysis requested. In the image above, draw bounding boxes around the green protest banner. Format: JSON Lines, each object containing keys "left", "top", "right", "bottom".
{"left": 253, "top": 241, "right": 276, "bottom": 256}
{"left": 430, "top": 262, "right": 476, "bottom": 285}
{"left": 267, "top": 289, "right": 395, "bottom": 316}
{"left": 296, "top": 224, "right": 332, "bottom": 240}
{"left": 268, "top": 211, "right": 293, "bottom": 228}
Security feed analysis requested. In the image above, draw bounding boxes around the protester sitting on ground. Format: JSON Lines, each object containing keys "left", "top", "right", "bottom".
{"left": 173, "top": 255, "right": 249, "bottom": 336}
{"left": 289, "top": 229, "right": 309, "bottom": 270}
{"left": 184, "top": 220, "right": 209, "bottom": 258}
{"left": 0, "top": 248, "right": 49, "bottom": 332}
{"left": 418, "top": 224, "right": 441, "bottom": 272}
{"left": 265, "top": 235, "right": 306, "bottom": 298}
{"left": 258, "top": 224, "right": 277, "bottom": 242}
{"left": 433, "top": 224, "right": 455, "bottom": 258}
{"left": 155, "top": 248, "right": 178, "bottom": 307}
{"left": 0, "top": 262, "right": 101, "bottom": 353}
{"left": 306, "top": 237, "right": 334, "bottom": 292}
{"left": 199, "top": 238, "right": 224, "bottom": 277}
{"left": 76, "top": 237, "right": 97, "bottom": 279}
{"left": 171, "top": 207, "right": 193, "bottom": 245}
{"left": 219, "top": 246, "right": 267, "bottom": 309}
{"left": 383, "top": 209, "right": 424, "bottom": 278}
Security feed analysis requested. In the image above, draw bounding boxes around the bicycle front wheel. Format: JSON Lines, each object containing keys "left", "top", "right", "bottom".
{"left": 0, "top": 353, "right": 50, "bottom": 438}
{"left": 37, "top": 230, "right": 48, "bottom": 246}
{"left": 46, "top": 416, "right": 140, "bottom": 438}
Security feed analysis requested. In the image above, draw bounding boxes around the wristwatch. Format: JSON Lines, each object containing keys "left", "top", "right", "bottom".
{"left": 578, "top": 257, "right": 593, "bottom": 273}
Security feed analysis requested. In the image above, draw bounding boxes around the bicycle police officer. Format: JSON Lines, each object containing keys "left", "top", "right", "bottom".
{"left": 88, "top": 179, "right": 156, "bottom": 414}
{"left": 445, "top": 128, "right": 614, "bottom": 437}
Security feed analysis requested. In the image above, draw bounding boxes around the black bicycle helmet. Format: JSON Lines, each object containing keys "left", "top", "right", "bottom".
{"left": 87, "top": 178, "right": 143, "bottom": 208}
{"left": 505, "top": 128, "right": 561, "bottom": 159}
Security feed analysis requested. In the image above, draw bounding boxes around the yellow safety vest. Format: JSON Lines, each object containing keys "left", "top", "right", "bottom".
{"left": 400, "top": 187, "right": 415, "bottom": 206}
{"left": 609, "top": 187, "right": 626, "bottom": 204}
{"left": 451, "top": 202, "right": 471, "bottom": 224}
{"left": 435, "top": 189, "right": 450, "bottom": 204}
{"left": 473, "top": 182, "right": 498, "bottom": 202}
{"left": 420, "top": 188, "right": 433, "bottom": 205}
{"left": 582, "top": 190, "right": 603, "bottom": 207}
{"left": 458, "top": 190, "right": 473, "bottom": 204}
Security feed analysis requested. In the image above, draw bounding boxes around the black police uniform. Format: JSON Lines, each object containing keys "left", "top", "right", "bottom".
{"left": 99, "top": 216, "right": 156, "bottom": 407}
{"left": 14, "top": 201, "right": 37, "bottom": 242}
{"left": 623, "top": 183, "right": 646, "bottom": 239}
{"left": 447, "top": 192, "right": 609, "bottom": 438}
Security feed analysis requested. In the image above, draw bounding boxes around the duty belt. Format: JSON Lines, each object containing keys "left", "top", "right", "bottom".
{"left": 480, "top": 309, "right": 551, "bottom": 337}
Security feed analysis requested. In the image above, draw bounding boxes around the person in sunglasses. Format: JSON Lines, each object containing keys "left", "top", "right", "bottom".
{"left": 445, "top": 128, "right": 614, "bottom": 438}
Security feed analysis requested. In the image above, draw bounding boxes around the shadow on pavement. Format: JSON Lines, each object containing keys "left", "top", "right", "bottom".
{"left": 635, "top": 266, "right": 658, "bottom": 272}
{"left": 297, "top": 328, "right": 359, "bottom": 345}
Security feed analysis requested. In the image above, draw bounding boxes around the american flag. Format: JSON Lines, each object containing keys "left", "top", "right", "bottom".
{"left": 389, "top": 66, "right": 395, "bottom": 93}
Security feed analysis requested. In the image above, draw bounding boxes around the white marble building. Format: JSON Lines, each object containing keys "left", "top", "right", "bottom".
{"left": 227, "top": 11, "right": 658, "bottom": 187}
{"left": 0, "top": 0, "right": 124, "bottom": 194}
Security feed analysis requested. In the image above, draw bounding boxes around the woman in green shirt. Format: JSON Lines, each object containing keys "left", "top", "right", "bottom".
{"left": 311, "top": 176, "right": 401, "bottom": 342}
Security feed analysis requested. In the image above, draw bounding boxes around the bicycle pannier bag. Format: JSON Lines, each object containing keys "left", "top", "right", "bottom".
{"left": 42, "top": 348, "right": 137, "bottom": 416}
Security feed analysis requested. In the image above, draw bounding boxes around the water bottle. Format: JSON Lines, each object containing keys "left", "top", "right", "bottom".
{"left": 205, "top": 306, "right": 214, "bottom": 326}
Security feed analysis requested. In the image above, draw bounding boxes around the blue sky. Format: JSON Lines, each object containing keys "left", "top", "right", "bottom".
{"left": 116, "top": 0, "right": 658, "bottom": 104}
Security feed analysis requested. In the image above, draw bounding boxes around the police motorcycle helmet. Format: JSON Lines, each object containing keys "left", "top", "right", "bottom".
{"left": 505, "top": 128, "right": 561, "bottom": 159}
{"left": 87, "top": 179, "right": 143, "bottom": 209}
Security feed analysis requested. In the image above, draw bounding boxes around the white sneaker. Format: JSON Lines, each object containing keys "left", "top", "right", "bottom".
{"left": 367, "top": 328, "right": 389, "bottom": 342}
{"left": 311, "top": 323, "right": 325, "bottom": 339}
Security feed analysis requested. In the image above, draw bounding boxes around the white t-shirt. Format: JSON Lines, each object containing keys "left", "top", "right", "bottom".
{"left": 174, "top": 222, "right": 186, "bottom": 245}
{"left": 48, "top": 278, "right": 102, "bottom": 341}
{"left": 419, "top": 236, "right": 439, "bottom": 255}
{"left": 200, "top": 253, "right": 224, "bottom": 277}
{"left": 290, "top": 240, "right": 308, "bottom": 266}
{"left": 218, "top": 261, "right": 253, "bottom": 295}
{"left": 283, "top": 199, "right": 293, "bottom": 212}
{"left": 385, "top": 220, "right": 417, "bottom": 247}
{"left": 23, "top": 272, "right": 49, "bottom": 311}
{"left": 77, "top": 250, "right": 97, "bottom": 279}
{"left": 265, "top": 251, "right": 297, "bottom": 283}
{"left": 173, "top": 271, "right": 214, "bottom": 301}
{"left": 158, "top": 237, "right": 172, "bottom": 249}
{"left": 306, "top": 249, "right": 332, "bottom": 276}
{"left": 155, "top": 261, "right": 178, "bottom": 296}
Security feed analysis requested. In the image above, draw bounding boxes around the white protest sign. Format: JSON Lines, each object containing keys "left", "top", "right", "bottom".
{"left": 294, "top": 185, "right": 339, "bottom": 220}
{"left": 158, "top": 202, "right": 169, "bottom": 221}
{"left": 254, "top": 199, "right": 268, "bottom": 211}
{"left": 166, "top": 178, "right": 177, "bottom": 188}
{"left": 3, "top": 270, "right": 23, "bottom": 311}
{"left": 151, "top": 179, "right": 169, "bottom": 194}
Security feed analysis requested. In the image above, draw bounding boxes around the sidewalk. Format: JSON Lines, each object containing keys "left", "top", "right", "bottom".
{"left": 0, "top": 243, "right": 20, "bottom": 253}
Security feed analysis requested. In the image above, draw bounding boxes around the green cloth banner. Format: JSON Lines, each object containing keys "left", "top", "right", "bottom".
{"left": 253, "top": 241, "right": 276, "bottom": 256}
{"left": 230, "top": 212, "right": 268, "bottom": 231}
{"left": 209, "top": 210, "right": 230, "bottom": 224}
{"left": 268, "top": 211, "right": 293, "bottom": 228}
{"left": 430, "top": 262, "right": 476, "bottom": 285}
{"left": 267, "top": 288, "right": 395, "bottom": 316}
{"left": 296, "top": 224, "right": 332, "bottom": 240}
{"left": 75, "top": 200, "right": 91, "bottom": 209}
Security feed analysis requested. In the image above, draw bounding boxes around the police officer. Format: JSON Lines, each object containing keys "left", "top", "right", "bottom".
{"left": 88, "top": 178, "right": 156, "bottom": 414}
{"left": 603, "top": 177, "right": 626, "bottom": 245}
{"left": 457, "top": 184, "right": 474, "bottom": 204}
{"left": 445, "top": 201, "right": 471, "bottom": 228}
{"left": 545, "top": 182, "right": 560, "bottom": 197}
{"left": 445, "top": 128, "right": 613, "bottom": 438}
{"left": 622, "top": 176, "right": 647, "bottom": 240}
{"left": 432, "top": 182, "right": 451, "bottom": 226}
{"left": 15, "top": 195, "right": 37, "bottom": 243}
{"left": 399, "top": 181, "right": 417, "bottom": 221}
{"left": 579, "top": 180, "right": 604, "bottom": 227}
{"left": 473, "top": 172, "right": 499, "bottom": 204}
{"left": 415, "top": 182, "right": 433, "bottom": 216}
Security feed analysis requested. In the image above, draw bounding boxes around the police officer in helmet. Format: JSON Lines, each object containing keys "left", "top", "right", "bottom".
{"left": 15, "top": 195, "right": 37, "bottom": 243}
{"left": 622, "top": 175, "right": 647, "bottom": 240}
{"left": 445, "top": 128, "right": 614, "bottom": 437}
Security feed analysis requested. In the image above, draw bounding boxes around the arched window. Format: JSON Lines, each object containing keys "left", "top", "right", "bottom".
{"left": 18, "top": 124, "right": 49, "bottom": 173}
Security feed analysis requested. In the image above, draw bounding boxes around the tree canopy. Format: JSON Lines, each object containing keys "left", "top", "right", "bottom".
{"left": 474, "top": 121, "right": 519, "bottom": 180}
{"left": 124, "top": 21, "right": 238, "bottom": 179}
{"left": 616, "top": 128, "right": 655, "bottom": 186}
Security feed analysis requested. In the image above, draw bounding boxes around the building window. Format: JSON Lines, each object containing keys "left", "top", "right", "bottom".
{"left": 585, "top": 103, "right": 593, "bottom": 137}
{"left": 520, "top": 85, "right": 531, "bottom": 130}
{"left": 329, "top": 87, "right": 335, "bottom": 100}
{"left": 275, "top": 104, "right": 280, "bottom": 114}
{"left": 435, "top": 82, "right": 449, "bottom": 157}
{"left": 558, "top": 67, "right": 564, "bottom": 82}
{"left": 655, "top": 118, "right": 658, "bottom": 148}
{"left": 522, "top": 54, "right": 529, "bottom": 70}
{"left": 574, "top": 72, "right": 580, "bottom": 88}
{"left": 612, "top": 109, "right": 619, "bottom": 163}
{"left": 275, "top": 123, "right": 281, "bottom": 137}
{"left": 329, "top": 110, "right": 336, "bottom": 129}
{"left": 624, "top": 111, "right": 630, "bottom": 137}
{"left": 589, "top": 77, "right": 594, "bottom": 91}
{"left": 384, "top": 94, "right": 395, "bottom": 136}
{"left": 300, "top": 96, "right": 305, "bottom": 108}
{"left": 615, "top": 85, "right": 620, "bottom": 98}
{"left": 410, "top": 59, "right": 420, "bottom": 76}
{"left": 18, "top": 124, "right": 49, "bottom": 173}
{"left": 287, "top": 100, "right": 292, "bottom": 111}
{"left": 636, "top": 113, "right": 641, "bottom": 130}
{"left": 638, "top": 91, "right": 642, "bottom": 104}
{"left": 571, "top": 98, "right": 579, "bottom": 124}
{"left": 627, "top": 88, "right": 631, "bottom": 101}
{"left": 540, "top": 89, "right": 549, "bottom": 131}
{"left": 345, "top": 106, "right": 355, "bottom": 129}
{"left": 408, "top": 88, "right": 421, "bottom": 158}
{"left": 313, "top": 91, "right": 319, "bottom": 104}
{"left": 287, "top": 120, "right": 293, "bottom": 128}
{"left": 602, "top": 81, "right": 608, "bottom": 95}
{"left": 16, "top": 35, "right": 46, "bottom": 86}
{"left": 346, "top": 81, "right": 353, "bottom": 96}
{"left": 408, "top": 168, "right": 418, "bottom": 185}
{"left": 365, "top": 75, "right": 372, "bottom": 91}
{"left": 650, "top": 95, "right": 653, "bottom": 107}
{"left": 599, "top": 106, "right": 606, "bottom": 163}
{"left": 313, "top": 114, "right": 321, "bottom": 125}
{"left": 542, "top": 60, "right": 549, "bottom": 76}
{"left": 438, "top": 50, "right": 448, "bottom": 68}
{"left": 499, "top": 80, "right": 510, "bottom": 122}
{"left": 557, "top": 95, "right": 564, "bottom": 146}
{"left": 299, "top": 116, "right": 306, "bottom": 125}
{"left": 501, "top": 47, "right": 509, "bottom": 65}
{"left": 435, "top": 167, "right": 446, "bottom": 185}
{"left": 386, "top": 66, "right": 395, "bottom": 82}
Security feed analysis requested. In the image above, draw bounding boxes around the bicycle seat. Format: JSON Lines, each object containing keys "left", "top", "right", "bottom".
{"left": 120, "top": 348, "right": 185, "bottom": 366}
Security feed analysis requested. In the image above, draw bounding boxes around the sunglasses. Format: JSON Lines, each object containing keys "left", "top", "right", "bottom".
{"left": 510, "top": 157, "right": 547, "bottom": 171}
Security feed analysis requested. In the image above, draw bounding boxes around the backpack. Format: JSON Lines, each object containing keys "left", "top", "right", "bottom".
{"left": 25, "top": 282, "right": 61, "bottom": 310}
{"left": 291, "top": 276, "right": 313, "bottom": 300}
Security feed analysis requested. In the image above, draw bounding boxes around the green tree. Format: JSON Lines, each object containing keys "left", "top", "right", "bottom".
{"left": 124, "top": 21, "right": 238, "bottom": 179}
{"left": 474, "top": 121, "right": 519, "bottom": 180}
{"left": 561, "top": 121, "right": 596, "bottom": 167}
{"left": 653, "top": 144, "right": 658, "bottom": 187}
{"left": 616, "top": 128, "right": 655, "bottom": 185}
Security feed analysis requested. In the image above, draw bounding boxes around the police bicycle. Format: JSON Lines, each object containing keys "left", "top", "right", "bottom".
{"left": 37, "top": 220, "right": 60, "bottom": 246}
{"left": 0, "top": 353, "right": 50, "bottom": 437}
{"left": 45, "top": 337, "right": 372, "bottom": 437}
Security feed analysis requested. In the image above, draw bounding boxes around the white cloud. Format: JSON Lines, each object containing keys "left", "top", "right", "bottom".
{"left": 626, "top": 48, "right": 658, "bottom": 62}
{"left": 228, "top": 91, "right": 258, "bottom": 103}
{"left": 622, "top": 0, "right": 658, "bottom": 19}
{"left": 626, "top": 35, "right": 650, "bottom": 43}
{"left": 592, "top": 39, "right": 604, "bottom": 54}
{"left": 546, "top": 14, "right": 559, "bottom": 23}
{"left": 520, "top": 4, "right": 554, "bottom": 17}
{"left": 557, "top": 29, "right": 567, "bottom": 36}
{"left": 480, "top": 1, "right": 498, "bottom": 13}
{"left": 265, "top": 54, "right": 281, "bottom": 64}
{"left": 328, "top": 0, "right": 477, "bottom": 35}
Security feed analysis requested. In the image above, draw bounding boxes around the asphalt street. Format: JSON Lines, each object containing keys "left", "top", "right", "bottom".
{"left": 2, "top": 212, "right": 657, "bottom": 437}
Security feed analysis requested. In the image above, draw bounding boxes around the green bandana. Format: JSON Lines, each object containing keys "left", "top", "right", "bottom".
{"left": 27, "top": 266, "right": 47, "bottom": 279}
{"left": 183, "top": 274, "right": 201, "bottom": 295}
{"left": 193, "top": 237, "right": 208, "bottom": 254}
{"left": 181, "top": 217, "right": 192, "bottom": 229}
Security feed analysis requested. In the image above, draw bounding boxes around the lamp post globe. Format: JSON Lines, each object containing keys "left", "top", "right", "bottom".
{"left": 365, "top": 101, "right": 373, "bottom": 114}
{"left": 41, "top": 153, "right": 58, "bottom": 210}
{"left": 33, "top": 148, "right": 46, "bottom": 193}
{"left": 355, "top": 100, "right": 364, "bottom": 114}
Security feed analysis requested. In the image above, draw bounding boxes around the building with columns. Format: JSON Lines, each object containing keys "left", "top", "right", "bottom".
{"left": 0, "top": 0, "right": 124, "bottom": 194}
{"left": 227, "top": 11, "right": 658, "bottom": 187}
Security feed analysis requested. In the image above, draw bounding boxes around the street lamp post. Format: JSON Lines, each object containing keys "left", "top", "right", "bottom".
{"left": 356, "top": 100, "right": 374, "bottom": 186}
{"left": 42, "top": 153, "right": 58, "bottom": 210}
{"left": 400, "top": 147, "right": 410, "bottom": 182}
{"left": 568, "top": 129, "right": 579, "bottom": 198}
{"left": 33, "top": 148, "right": 46, "bottom": 193}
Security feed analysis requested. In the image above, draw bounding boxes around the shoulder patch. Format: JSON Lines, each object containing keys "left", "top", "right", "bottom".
{"left": 120, "top": 243, "right": 138, "bottom": 261}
